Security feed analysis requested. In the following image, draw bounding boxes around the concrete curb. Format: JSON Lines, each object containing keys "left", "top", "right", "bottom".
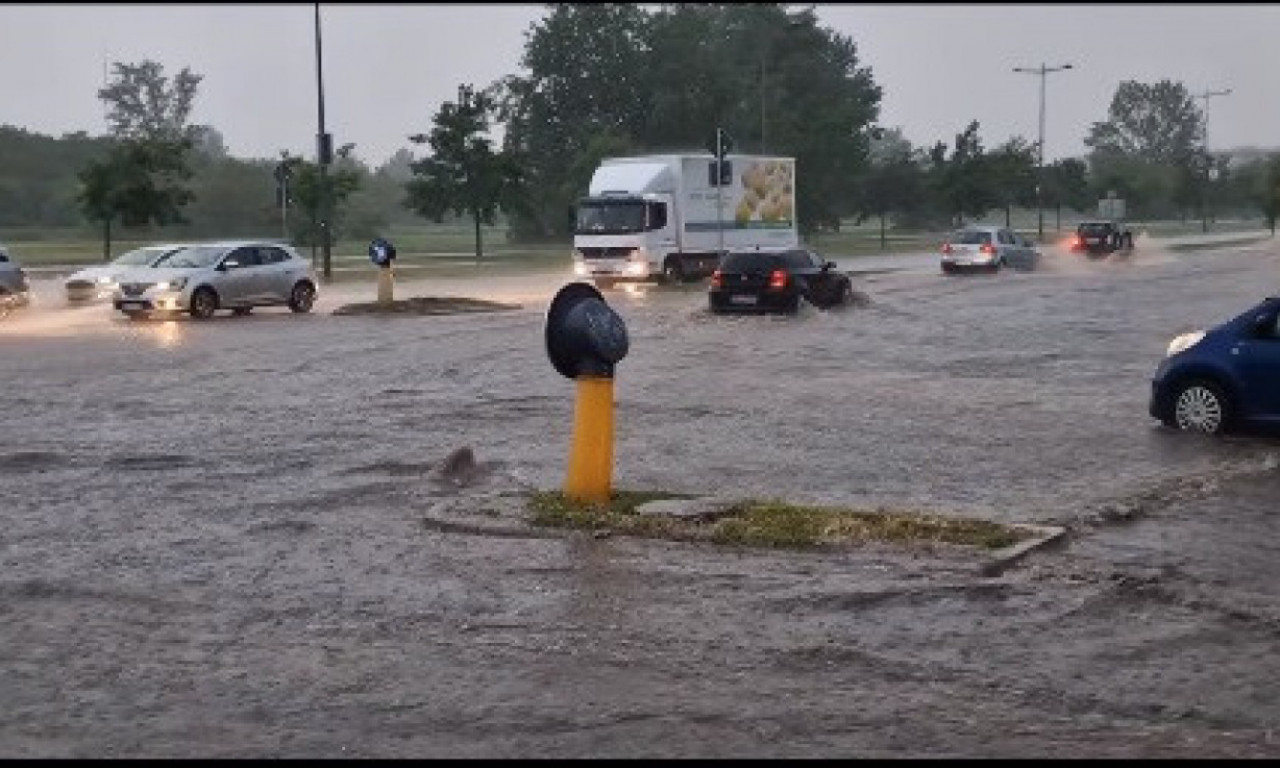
{"left": 978, "top": 524, "right": 1067, "bottom": 577}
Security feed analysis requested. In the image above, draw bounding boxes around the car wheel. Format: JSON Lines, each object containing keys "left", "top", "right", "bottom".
{"left": 231, "top": 307, "right": 252, "bottom": 316}
{"left": 1172, "top": 379, "right": 1231, "bottom": 435}
{"left": 662, "top": 259, "right": 684, "bottom": 285}
{"left": 288, "top": 281, "right": 316, "bottom": 313}
{"left": 838, "top": 280, "right": 853, "bottom": 306}
{"left": 941, "top": 263, "right": 956, "bottom": 275}
{"left": 189, "top": 287, "right": 218, "bottom": 320}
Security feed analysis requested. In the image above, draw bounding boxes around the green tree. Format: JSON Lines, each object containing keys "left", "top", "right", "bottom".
{"left": 405, "top": 84, "right": 524, "bottom": 261}
{"left": 1084, "top": 80, "right": 1203, "bottom": 165}
{"left": 859, "top": 127, "right": 925, "bottom": 248}
{"left": 77, "top": 140, "right": 194, "bottom": 260}
{"left": 79, "top": 59, "right": 201, "bottom": 258}
{"left": 935, "top": 121, "right": 996, "bottom": 226}
{"left": 1041, "top": 157, "right": 1091, "bottom": 230}
{"left": 280, "top": 145, "right": 364, "bottom": 259}
{"left": 985, "top": 136, "right": 1038, "bottom": 227}
{"left": 99, "top": 60, "right": 203, "bottom": 143}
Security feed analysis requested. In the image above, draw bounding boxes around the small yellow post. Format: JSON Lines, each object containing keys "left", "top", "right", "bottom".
{"left": 564, "top": 375, "right": 615, "bottom": 505}
{"left": 377, "top": 266, "right": 394, "bottom": 307}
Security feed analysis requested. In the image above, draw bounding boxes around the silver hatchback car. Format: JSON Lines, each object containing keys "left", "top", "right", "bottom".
{"left": 112, "top": 240, "right": 318, "bottom": 320}
{"left": 940, "top": 225, "right": 1040, "bottom": 274}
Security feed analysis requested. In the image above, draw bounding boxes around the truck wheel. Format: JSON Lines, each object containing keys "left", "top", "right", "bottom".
{"left": 662, "top": 259, "right": 684, "bottom": 285}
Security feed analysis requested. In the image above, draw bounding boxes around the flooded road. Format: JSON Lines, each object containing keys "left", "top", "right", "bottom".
{"left": 3, "top": 238, "right": 1280, "bottom": 757}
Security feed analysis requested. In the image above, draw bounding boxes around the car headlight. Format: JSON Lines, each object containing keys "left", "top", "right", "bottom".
{"left": 96, "top": 275, "right": 113, "bottom": 284}
{"left": 1167, "top": 330, "right": 1206, "bottom": 357}
{"left": 156, "top": 277, "right": 188, "bottom": 292}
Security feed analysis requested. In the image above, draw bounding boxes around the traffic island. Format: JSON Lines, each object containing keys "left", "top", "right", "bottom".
{"left": 332, "top": 296, "right": 522, "bottom": 316}
{"left": 420, "top": 488, "right": 1065, "bottom": 573}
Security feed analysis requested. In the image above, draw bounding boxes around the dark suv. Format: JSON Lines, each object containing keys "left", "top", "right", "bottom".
{"left": 0, "top": 244, "right": 31, "bottom": 317}
{"left": 708, "top": 248, "right": 853, "bottom": 314}
{"left": 1070, "top": 220, "right": 1134, "bottom": 257}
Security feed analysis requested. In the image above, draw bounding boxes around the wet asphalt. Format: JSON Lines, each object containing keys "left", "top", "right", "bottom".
{"left": 2, "top": 236, "right": 1280, "bottom": 757}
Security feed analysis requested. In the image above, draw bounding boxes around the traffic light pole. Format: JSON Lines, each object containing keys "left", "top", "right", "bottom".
{"left": 716, "top": 130, "right": 724, "bottom": 259}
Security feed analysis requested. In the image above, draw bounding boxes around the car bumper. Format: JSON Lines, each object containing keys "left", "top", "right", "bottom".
{"left": 574, "top": 260, "right": 653, "bottom": 282}
{"left": 67, "top": 285, "right": 115, "bottom": 302}
{"left": 114, "top": 291, "right": 188, "bottom": 313}
{"left": 708, "top": 288, "right": 798, "bottom": 313}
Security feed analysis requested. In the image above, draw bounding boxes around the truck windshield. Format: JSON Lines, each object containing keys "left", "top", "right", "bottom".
{"left": 576, "top": 201, "right": 647, "bottom": 235}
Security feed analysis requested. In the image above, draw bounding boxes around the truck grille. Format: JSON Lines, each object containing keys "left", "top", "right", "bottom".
{"left": 578, "top": 247, "right": 633, "bottom": 260}
{"left": 66, "top": 279, "right": 95, "bottom": 290}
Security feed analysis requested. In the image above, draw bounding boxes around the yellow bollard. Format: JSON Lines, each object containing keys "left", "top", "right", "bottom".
{"left": 564, "top": 375, "right": 615, "bottom": 505}
{"left": 377, "top": 266, "right": 394, "bottom": 307}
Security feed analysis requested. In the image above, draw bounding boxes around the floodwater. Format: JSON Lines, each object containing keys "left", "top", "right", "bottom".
{"left": 2, "top": 237, "right": 1280, "bottom": 757}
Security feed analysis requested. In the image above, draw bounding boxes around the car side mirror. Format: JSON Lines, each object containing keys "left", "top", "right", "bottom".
{"left": 824, "top": 261, "right": 837, "bottom": 271}
{"left": 220, "top": 259, "right": 240, "bottom": 271}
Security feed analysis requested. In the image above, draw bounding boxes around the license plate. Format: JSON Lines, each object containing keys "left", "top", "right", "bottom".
{"left": 730, "top": 295, "right": 758, "bottom": 305}
{"left": 120, "top": 302, "right": 144, "bottom": 310}
{"left": 1085, "top": 238, "right": 1099, "bottom": 244}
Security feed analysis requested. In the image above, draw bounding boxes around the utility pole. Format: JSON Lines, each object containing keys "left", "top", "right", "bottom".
{"left": 1195, "top": 88, "right": 1232, "bottom": 233}
{"left": 314, "top": 2, "right": 333, "bottom": 282}
{"left": 1013, "top": 62, "right": 1073, "bottom": 239}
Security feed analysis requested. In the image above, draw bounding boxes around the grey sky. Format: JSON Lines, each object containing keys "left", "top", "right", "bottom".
{"left": 1, "top": 3, "right": 1277, "bottom": 167}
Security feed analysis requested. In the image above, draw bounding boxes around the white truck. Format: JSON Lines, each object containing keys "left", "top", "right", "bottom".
{"left": 571, "top": 153, "right": 799, "bottom": 286}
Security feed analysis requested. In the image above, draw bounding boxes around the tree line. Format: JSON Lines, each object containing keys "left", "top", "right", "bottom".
{"left": 2, "top": 3, "right": 1279, "bottom": 262}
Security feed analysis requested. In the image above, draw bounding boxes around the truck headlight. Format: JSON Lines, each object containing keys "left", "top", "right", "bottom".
{"left": 573, "top": 261, "right": 588, "bottom": 276}
{"left": 96, "top": 275, "right": 113, "bottom": 284}
{"left": 1166, "top": 330, "right": 1205, "bottom": 357}
{"left": 624, "top": 262, "right": 648, "bottom": 276}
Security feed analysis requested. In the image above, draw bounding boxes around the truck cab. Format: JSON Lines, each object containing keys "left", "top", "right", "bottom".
{"left": 572, "top": 192, "right": 679, "bottom": 286}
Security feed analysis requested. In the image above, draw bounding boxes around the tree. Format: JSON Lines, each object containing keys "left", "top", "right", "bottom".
{"left": 99, "top": 60, "right": 203, "bottom": 144}
{"left": 79, "top": 59, "right": 201, "bottom": 258}
{"left": 934, "top": 121, "right": 997, "bottom": 226}
{"left": 1041, "top": 157, "right": 1091, "bottom": 230}
{"left": 405, "top": 84, "right": 524, "bottom": 261}
{"left": 1084, "top": 80, "right": 1203, "bottom": 165}
{"left": 77, "top": 140, "right": 194, "bottom": 260}
{"left": 279, "top": 146, "right": 364, "bottom": 257}
{"left": 859, "top": 127, "right": 925, "bottom": 248}
{"left": 985, "top": 137, "right": 1038, "bottom": 227}
{"left": 1256, "top": 154, "right": 1280, "bottom": 236}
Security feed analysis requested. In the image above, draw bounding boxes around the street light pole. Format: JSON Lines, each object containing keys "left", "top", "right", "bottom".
{"left": 1195, "top": 88, "right": 1232, "bottom": 233}
{"left": 1013, "top": 62, "right": 1073, "bottom": 240}
{"left": 314, "top": 2, "right": 332, "bottom": 282}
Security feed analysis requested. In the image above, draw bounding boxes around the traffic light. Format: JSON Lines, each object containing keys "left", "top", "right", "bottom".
{"left": 706, "top": 127, "right": 734, "bottom": 160}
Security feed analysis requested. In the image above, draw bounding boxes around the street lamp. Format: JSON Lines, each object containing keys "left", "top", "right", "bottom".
{"left": 314, "top": 2, "right": 333, "bottom": 282}
{"left": 1013, "top": 62, "right": 1073, "bottom": 239}
{"left": 1195, "top": 88, "right": 1232, "bottom": 233}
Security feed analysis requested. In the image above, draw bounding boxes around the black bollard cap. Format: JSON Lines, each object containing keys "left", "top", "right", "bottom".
{"left": 545, "top": 282, "right": 629, "bottom": 379}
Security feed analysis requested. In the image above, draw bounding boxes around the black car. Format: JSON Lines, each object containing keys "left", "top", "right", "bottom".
{"left": 709, "top": 248, "right": 853, "bottom": 314}
{"left": 1069, "top": 220, "right": 1134, "bottom": 257}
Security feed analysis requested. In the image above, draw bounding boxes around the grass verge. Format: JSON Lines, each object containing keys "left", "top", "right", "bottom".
{"left": 528, "top": 490, "right": 1031, "bottom": 551}
{"left": 331, "top": 296, "right": 523, "bottom": 315}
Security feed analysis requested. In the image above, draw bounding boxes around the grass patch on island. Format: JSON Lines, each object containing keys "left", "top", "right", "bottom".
{"left": 528, "top": 491, "right": 1031, "bottom": 551}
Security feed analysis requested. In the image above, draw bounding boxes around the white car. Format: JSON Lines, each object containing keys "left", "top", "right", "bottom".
{"left": 64, "top": 244, "right": 185, "bottom": 303}
{"left": 0, "top": 243, "right": 31, "bottom": 316}
{"left": 112, "top": 240, "right": 318, "bottom": 320}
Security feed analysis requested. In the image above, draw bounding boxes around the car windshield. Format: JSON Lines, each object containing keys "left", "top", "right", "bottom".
{"left": 722, "top": 252, "right": 785, "bottom": 271}
{"left": 112, "top": 247, "right": 169, "bottom": 267}
{"left": 155, "top": 245, "right": 227, "bottom": 269}
{"left": 950, "top": 229, "right": 992, "bottom": 245}
{"left": 576, "top": 201, "right": 646, "bottom": 235}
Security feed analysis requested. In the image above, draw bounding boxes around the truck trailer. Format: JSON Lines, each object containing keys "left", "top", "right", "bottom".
{"left": 571, "top": 154, "right": 799, "bottom": 287}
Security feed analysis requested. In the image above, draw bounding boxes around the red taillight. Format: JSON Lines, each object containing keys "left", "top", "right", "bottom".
{"left": 710, "top": 269, "right": 722, "bottom": 288}
{"left": 980, "top": 243, "right": 995, "bottom": 254}
{"left": 942, "top": 243, "right": 952, "bottom": 254}
{"left": 768, "top": 269, "right": 788, "bottom": 290}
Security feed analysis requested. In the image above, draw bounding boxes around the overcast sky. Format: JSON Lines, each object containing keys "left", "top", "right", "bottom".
{"left": 1, "top": 3, "right": 1277, "bottom": 167}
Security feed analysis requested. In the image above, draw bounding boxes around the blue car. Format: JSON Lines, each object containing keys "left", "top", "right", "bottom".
{"left": 1150, "top": 296, "right": 1280, "bottom": 434}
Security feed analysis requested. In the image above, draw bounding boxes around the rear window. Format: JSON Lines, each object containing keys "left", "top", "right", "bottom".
{"left": 1078, "top": 223, "right": 1111, "bottom": 235}
{"left": 722, "top": 252, "right": 784, "bottom": 271}
{"left": 950, "top": 229, "right": 992, "bottom": 245}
